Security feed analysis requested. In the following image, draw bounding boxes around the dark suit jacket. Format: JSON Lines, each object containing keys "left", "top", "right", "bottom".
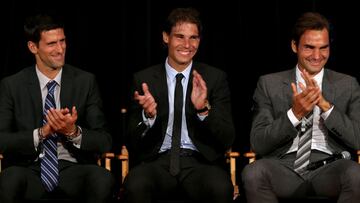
{"left": 127, "top": 62, "right": 235, "bottom": 165}
{"left": 251, "top": 68, "right": 360, "bottom": 158}
{"left": 0, "top": 64, "right": 112, "bottom": 166}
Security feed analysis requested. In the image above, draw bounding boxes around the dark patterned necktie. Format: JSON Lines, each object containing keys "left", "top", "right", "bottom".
{"left": 169, "top": 73, "right": 184, "bottom": 176}
{"left": 40, "top": 80, "right": 59, "bottom": 191}
{"left": 294, "top": 111, "right": 314, "bottom": 175}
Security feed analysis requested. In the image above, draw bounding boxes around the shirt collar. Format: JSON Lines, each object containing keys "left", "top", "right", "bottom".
{"left": 295, "top": 64, "right": 324, "bottom": 89}
{"left": 35, "top": 65, "right": 62, "bottom": 90}
{"left": 165, "top": 57, "right": 192, "bottom": 81}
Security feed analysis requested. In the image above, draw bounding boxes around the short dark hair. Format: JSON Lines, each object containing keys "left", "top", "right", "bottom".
{"left": 163, "top": 7, "right": 202, "bottom": 36}
{"left": 24, "top": 13, "right": 64, "bottom": 44}
{"left": 292, "top": 12, "right": 330, "bottom": 46}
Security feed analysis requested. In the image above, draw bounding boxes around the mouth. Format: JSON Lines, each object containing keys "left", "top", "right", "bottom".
{"left": 308, "top": 58, "right": 324, "bottom": 67}
{"left": 53, "top": 54, "right": 64, "bottom": 61}
{"left": 178, "top": 50, "right": 192, "bottom": 56}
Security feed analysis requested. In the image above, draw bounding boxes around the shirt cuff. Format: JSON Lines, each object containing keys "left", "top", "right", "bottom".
{"left": 68, "top": 126, "right": 82, "bottom": 148}
{"left": 287, "top": 109, "right": 301, "bottom": 127}
{"left": 197, "top": 114, "right": 207, "bottom": 121}
{"left": 142, "top": 110, "right": 156, "bottom": 127}
{"left": 33, "top": 129, "right": 40, "bottom": 150}
{"left": 321, "top": 105, "right": 334, "bottom": 120}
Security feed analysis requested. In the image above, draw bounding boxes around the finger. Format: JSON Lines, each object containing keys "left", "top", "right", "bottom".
{"left": 143, "top": 94, "right": 156, "bottom": 109}
{"left": 300, "top": 70, "right": 311, "bottom": 86}
{"left": 51, "top": 108, "right": 66, "bottom": 121}
{"left": 71, "top": 106, "right": 78, "bottom": 120}
{"left": 298, "top": 82, "right": 306, "bottom": 92}
{"left": 59, "top": 108, "right": 69, "bottom": 114}
{"left": 48, "top": 108, "right": 60, "bottom": 121}
{"left": 46, "top": 113, "right": 54, "bottom": 125}
{"left": 313, "top": 96, "right": 321, "bottom": 105}
{"left": 198, "top": 76, "right": 207, "bottom": 90}
{"left": 291, "top": 83, "right": 298, "bottom": 94}
{"left": 134, "top": 91, "right": 140, "bottom": 100}
{"left": 193, "top": 70, "right": 202, "bottom": 83}
{"left": 192, "top": 74, "right": 199, "bottom": 86}
{"left": 134, "top": 91, "right": 146, "bottom": 104}
{"left": 310, "top": 78, "right": 318, "bottom": 87}
{"left": 304, "top": 88, "right": 321, "bottom": 104}
{"left": 303, "top": 70, "right": 317, "bottom": 88}
{"left": 46, "top": 113, "right": 61, "bottom": 130}
{"left": 147, "top": 102, "right": 158, "bottom": 116}
{"left": 142, "top": 83, "right": 150, "bottom": 95}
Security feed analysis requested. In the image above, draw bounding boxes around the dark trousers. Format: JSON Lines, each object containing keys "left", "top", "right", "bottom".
{"left": 0, "top": 160, "right": 115, "bottom": 203}
{"left": 242, "top": 151, "right": 360, "bottom": 203}
{"left": 123, "top": 150, "right": 233, "bottom": 203}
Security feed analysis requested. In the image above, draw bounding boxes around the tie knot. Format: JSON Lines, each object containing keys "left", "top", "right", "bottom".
{"left": 176, "top": 73, "right": 184, "bottom": 83}
{"left": 47, "top": 80, "right": 57, "bottom": 92}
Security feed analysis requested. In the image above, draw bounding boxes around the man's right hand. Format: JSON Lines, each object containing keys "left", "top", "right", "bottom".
{"left": 134, "top": 83, "right": 157, "bottom": 119}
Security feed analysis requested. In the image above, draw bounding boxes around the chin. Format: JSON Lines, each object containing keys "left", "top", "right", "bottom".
{"left": 51, "top": 65, "right": 63, "bottom": 70}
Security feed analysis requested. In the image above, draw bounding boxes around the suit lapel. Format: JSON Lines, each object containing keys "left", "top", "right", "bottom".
{"left": 282, "top": 69, "right": 296, "bottom": 109}
{"left": 153, "top": 65, "right": 170, "bottom": 134}
{"left": 185, "top": 67, "right": 194, "bottom": 114}
{"left": 322, "top": 69, "right": 335, "bottom": 104}
{"left": 59, "top": 65, "right": 73, "bottom": 109}
{"left": 27, "top": 67, "right": 43, "bottom": 125}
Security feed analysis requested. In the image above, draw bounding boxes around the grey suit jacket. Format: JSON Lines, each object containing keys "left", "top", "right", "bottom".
{"left": 127, "top": 62, "right": 235, "bottom": 165}
{"left": 0, "top": 64, "right": 112, "bottom": 165}
{"left": 250, "top": 68, "right": 360, "bottom": 158}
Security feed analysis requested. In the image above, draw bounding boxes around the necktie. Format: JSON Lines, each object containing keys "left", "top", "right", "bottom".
{"left": 294, "top": 111, "right": 314, "bottom": 175}
{"left": 169, "top": 73, "right": 184, "bottom": 176}
{"left": 41, "top": 80, "right": 59, "bottom": 192}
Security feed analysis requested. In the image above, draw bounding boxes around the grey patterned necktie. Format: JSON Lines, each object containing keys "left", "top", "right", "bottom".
{"left": 294, "top": 111, "right": 314, "bottom": 175}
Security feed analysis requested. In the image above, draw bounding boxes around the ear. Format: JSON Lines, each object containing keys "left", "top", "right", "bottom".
{"left": 291, "top": 40, "right": 297, "bottom": 53}
{"left": 162, "top": 31, "right": 169, "bottom": 44}
{"left": 27, "top": 41, "right": 38, "bottom": 54}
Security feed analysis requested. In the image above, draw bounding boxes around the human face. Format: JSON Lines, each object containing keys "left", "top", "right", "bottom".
{"left": 291, "top": 29, "right": 329, "bottom": 77}
{"left": 163, "top": 22, "right": 200, "bottom": 71}
{"left": 28, "top": 28, "right": 66, "bottom": 71}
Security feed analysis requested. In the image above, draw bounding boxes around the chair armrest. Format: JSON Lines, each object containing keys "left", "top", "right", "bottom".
{"left": 97, "top": 153, "right": 115, "bottom": 171}
{"left": 96, "top": 146, "right": 129, "bottom": 185}
{"left": 244, "top": 151, "right": 256, "bottom": 163}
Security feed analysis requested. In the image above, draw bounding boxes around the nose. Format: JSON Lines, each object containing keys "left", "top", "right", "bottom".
{"left": 55, "top": 41, "right": 66, "bottom": 53}
{"left": 313, "top": 49, "right": 320, "bottom": 59}
{"left": 183, "top": 39, "right": 190, "bottom": 48}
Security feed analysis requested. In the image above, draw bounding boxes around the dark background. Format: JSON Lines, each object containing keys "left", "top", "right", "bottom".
{"left": 2, "top": 0, "right": 360, "bottom": 156}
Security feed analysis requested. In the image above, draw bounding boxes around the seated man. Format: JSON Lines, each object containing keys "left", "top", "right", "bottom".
{"left": 242, "top": 12, "right": 360, "bottom": 203}
{"left": 0, "top": 13, "right": 114, "bottom": 203}
{"left": 123, "top": 7, "right": 236, "bottom": 203}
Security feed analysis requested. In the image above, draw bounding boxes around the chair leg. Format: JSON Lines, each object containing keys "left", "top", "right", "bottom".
{"left": 226, "top": 150, "right": 240, "bottom": 200}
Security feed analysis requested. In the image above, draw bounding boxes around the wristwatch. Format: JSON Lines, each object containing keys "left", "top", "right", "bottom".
{"left": 196, "top": 101, "right": 211, "bottom": 113}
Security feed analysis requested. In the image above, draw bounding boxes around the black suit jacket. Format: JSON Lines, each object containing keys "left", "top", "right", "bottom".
{"left": 127, "top": 62, "right": 235, "bottom": 165}
{"left": 0, "top": 64, "right": 112, "bottom": 166}
{"left": 251, "top": 68, "right": 360, "bottom": 158}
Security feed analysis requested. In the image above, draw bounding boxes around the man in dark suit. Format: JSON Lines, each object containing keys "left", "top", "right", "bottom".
{"left": 242, "top": 12, "right": 360, "bottom": 202}
{"left": 123, "top": 7, "right": 235, "bottom": 203}
{"left": 0, "top": 13, "right": 114, "bottom": 203}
